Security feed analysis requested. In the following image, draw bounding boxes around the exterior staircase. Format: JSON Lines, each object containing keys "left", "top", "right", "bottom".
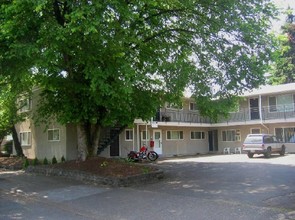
{"left": 96, "top": 125, "right": 126, "bottom": 155}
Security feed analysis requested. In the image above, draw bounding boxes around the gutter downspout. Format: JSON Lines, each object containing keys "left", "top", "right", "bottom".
{"left": 259, "top": 94, "right": 269, "bottom": 134}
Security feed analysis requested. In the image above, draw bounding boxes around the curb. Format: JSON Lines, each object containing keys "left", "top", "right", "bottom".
{"left": 0, "top": 165, "right": 23, "bottom": 171}
{"left": 25, "top": 166, "right": 165, "bottom": 187}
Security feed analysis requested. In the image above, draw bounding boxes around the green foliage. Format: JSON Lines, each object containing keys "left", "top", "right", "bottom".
{"left": 100, "top": 161, "right": 108, "bottom": 167}
{"left": 142, "top": 167, "right": 150, "bottom": 174}
{"left": 23, "top": 158, "right": 30, "bottom": 169}
{"left": 0, "top": 0, "right": 278, "bottom": 155}
{"left": 52, "top": 156, "right": 57, "bottom": 164}
{"left": 3, "top": 141, "right": 13, "bottom": 154}
{"left": 61, "top": 155, "right": 66, "bottom": 163}
{"left": 32, "top": 157, "right": 39, "bottom": 166}
{"left": 124, "top": 157, "right": 135, "bottom": 164}
{"left": 194, "top": 95, "right": 241, "bottom": 122}
{"left": 269, "top": 14, "right": 295, "bottom": 85}
{"left": 43, "top": 157, "right": 49, "bottom": 165}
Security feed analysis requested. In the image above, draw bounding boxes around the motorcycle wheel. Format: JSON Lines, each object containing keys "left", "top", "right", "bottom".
{"left": 147, "top": 151, "right": 158, "bottom": 161}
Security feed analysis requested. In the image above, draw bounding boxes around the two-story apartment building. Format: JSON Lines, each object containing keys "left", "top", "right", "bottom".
{"left": 15, "top": 83, "right": 295, "bottom": 160}
{"left": 118, "top": 83, "right": 295, "bottom": 158}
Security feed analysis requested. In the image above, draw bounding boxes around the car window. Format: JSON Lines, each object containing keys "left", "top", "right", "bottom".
{"left": 244, "top": 136, "right": 262, "bottom": 143}
{"left": 264, "top": 136, "right": 273, "bottom": 143}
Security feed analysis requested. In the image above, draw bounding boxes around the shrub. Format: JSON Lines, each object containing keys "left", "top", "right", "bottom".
{"left": 52, "top": 156, "right": 57, "bottom": 164}
{"left": 32, "top": 157, "right": 39, "bottom": 166}
{"left": 61, "top": 155, "right": 66, "bottom": 162}
{"left": 43, "top": 157, "right": 48, "bottom": 165}
{"left": 23, "top": 158, "right": 30, "bottom": 169}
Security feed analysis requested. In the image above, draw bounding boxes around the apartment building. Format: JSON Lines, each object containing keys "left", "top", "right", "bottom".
{"left": 119, "top": 83, "right": 295, "bottom": 157}
{"left": 15, "top": 83, "right": 295, "bottom": 160}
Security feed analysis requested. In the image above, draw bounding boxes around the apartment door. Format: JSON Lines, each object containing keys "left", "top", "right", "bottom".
{"left": 208, "top": 130, "right": 218, "bottom": 152}
{"left": 153, "top": 130, "right": 162, "bottom": 155}
{"left": 250, "top": 98, "right": 260, "bottom": 120}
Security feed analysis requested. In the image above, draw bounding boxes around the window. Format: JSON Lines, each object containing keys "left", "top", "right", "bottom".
{"left": 251, "top": 128, "right": 261, "bottom": 134}
{"left": 269, "top": 94, "right": 294, "bottom": 112}
{"left": 269, "top": 96, "right": 277, "bottom": 112}
{"left": 191, "top": 131, "right": 205, "bottom": 140}
{"left": 222, "top": 130, "right": 241, "bottom": 142}
{"left": 19, "top": 98, "right": 32, "bottom": 112}
{"left": 167, "top": 130, "right": 183, "bottom": 140}
{"left": 48, "top": 129, "right": 60, "bottom": 141}
{"left": 20, "top": 132, "right": 31, "bottom": 146}
{"left": 141, "top": 130, "right": 150, "bottom": 141}
{"left": 125, "top": 129, "right": 133, "bottom": 141}
{"left": 189, "top": 102, "right": 198, "bottom": 111}
{"left": 275, "top": 127, "right": 295, "bottom": 143}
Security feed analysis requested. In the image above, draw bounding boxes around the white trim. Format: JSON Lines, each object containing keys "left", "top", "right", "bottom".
{"left": 125, "top": 129, "right": 133, "bottom": 141}
{"left": 190, "top": 131, "right": 206, "bottom": 140}
{"left": 20, "top": 131, "right": 31, "bottom": 146}
{"left": 48, "top": 129, "right": 60, "bottom": 142}
{"left": 166, "top": 130, "right": 184, "bottom": 140}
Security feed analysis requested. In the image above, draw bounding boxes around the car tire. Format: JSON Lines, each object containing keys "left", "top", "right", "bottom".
{"left": 264, "top": 147, "right": 271, "bottom": 158}
{"left": 279, "top": 146, "right": 285, "bottom": 156}
{"left": 247, "top": 152, "right": 254, "bottom": 158}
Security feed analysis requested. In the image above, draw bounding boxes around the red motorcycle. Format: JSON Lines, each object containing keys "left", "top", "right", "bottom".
{"left": 128, "top": 145, "right": 159, "bottom": 162}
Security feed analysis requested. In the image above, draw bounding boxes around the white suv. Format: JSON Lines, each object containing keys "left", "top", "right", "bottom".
{"left": 242, "top": 134, "right": 286, "bottom": 158}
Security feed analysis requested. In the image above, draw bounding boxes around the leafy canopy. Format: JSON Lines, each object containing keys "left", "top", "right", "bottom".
{"left": 269, "top": 8, "right": 295, "bottom": 85}
{"left": 0, "top": 0, "right": 277, "bottom": 125}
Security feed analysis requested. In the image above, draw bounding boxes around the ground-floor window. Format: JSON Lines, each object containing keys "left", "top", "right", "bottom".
{"left": 125, "top": 129, "right": 133, "bottom": 141}
{"left": 190, "top": 131, "right": 205, "bottom": 140}
{"left": 275, "top": 127, "right": 295, "bottom": 143}
{"left": 48, "top": 129, "right": 60, "bottom": 141}
{"left": 251, "top": 128, "right": 261, "bottom": 134}
{"left": 167, "top": 130, "right": 183, "bottom": 140}
{"left": 222, "top": 129, "right": 241, "bottom": 142}
{"left": 20, "top": 131, "right": 31, "bottom": 146}
{"left": 141, "top": 130, "right": 150, "bottom": 141}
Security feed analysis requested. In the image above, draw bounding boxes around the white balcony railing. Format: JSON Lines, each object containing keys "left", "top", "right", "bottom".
{"left": 157, "top": 104, "right": 295, "bottom": 124}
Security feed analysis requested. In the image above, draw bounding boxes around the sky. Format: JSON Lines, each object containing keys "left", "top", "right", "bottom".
{"left": 272, "top": 0, "right": 295, "bottom": 32}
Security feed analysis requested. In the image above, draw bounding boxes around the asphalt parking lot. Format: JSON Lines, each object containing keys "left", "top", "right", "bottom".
{"left": 1, "top": 154, "right": 295, "bottom": 220}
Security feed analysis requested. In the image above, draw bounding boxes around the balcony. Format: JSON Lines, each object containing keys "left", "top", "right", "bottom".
{"left": 156, "top": 104, "right": 295, "bottom": 125}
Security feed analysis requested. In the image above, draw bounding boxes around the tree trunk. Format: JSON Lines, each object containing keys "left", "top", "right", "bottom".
{"left": 11, "top": 125, "right": 24, "bottom": 157}
{"left": 77, "top": 122, "right": 102, "bottom": 161}
{"left": 91, "top": 123, "right": 101, "bottom": 156}
{"left": 77, "top": 123, "right": 88, "bottom": 161}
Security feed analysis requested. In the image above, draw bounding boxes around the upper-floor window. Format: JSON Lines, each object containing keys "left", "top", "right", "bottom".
{"left": 222, "top": 129, "right": 241, "bottom": 142}
{"left": 269, "top": 94, "right": 295, "bottom": 112}
{"left": 19, "top": 98, "right": 32, "bottom": 112}
{"left": 48, "top": 129, "right": 60, "bottom": 141}
{"left": 189, "top": 102, "right": 198, "bottom": 111}
{"left": 167, "top": 130, "right": 183, "bottom": 140}
{"left": 190, "top": 131, "right": 205, "bottom": 140}
{"left": 20, "top": 131, "right": 31, "bottom": 146}
{"left": 125, "top": 129, "right": 133, "bottom": 141}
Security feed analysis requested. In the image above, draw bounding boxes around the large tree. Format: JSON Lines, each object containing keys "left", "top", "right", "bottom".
{"left": 269, "top": 9, "right": 295, "bottom": 84}
{"left": 0, "top": 75, "right": 33, "bottom": 157}
{"left": 0, "top": 0, "right": 277, "bottom": 160}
